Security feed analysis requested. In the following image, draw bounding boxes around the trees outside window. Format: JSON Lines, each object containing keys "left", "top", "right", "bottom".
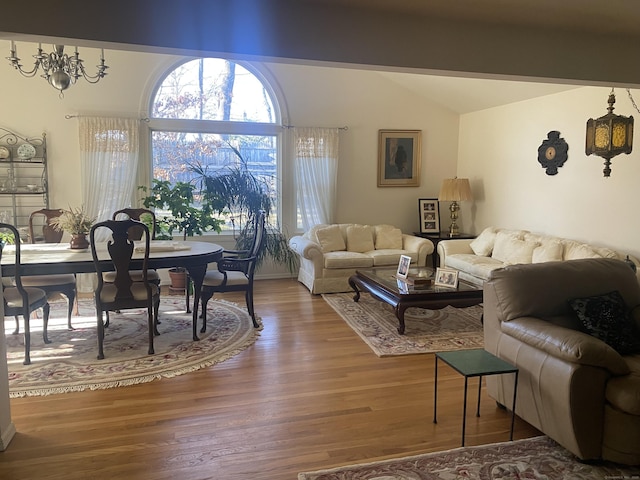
{"left": 148, "top": 58, "right": 280, "bottom": 231}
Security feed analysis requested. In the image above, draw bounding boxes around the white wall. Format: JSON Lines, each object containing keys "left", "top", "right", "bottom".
{"left": 457, "top": 86, "right": 640, "bottom": 258}
{"left": 268, "top": 62, "right": 460, "bottom": 232}
{"left": 0, "top": 44, "right": 461, "bottom": 237}
{"left": 5, "top": 44, "right": 636, "bottom": 259}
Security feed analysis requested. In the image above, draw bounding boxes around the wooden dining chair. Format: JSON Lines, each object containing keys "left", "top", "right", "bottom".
{"left": 198, "top": 210, "right": 266, "bottom": 333}
{"left": 107, "top": 208, "right": 161, "bottom": 286}
{"left": 18, "top": 209, "right": 77, "bottom": 331}
{"left": 0, "top": 222, "right": 50, "bottom": 365}
{"left": 104, "top": 208, "right": 161, "bottom": 326}
{"left": 90, "top": 219, "right": 160, "bottom": 360}
{"left": 112, "top": 208, "right": 157, "bottom": 240}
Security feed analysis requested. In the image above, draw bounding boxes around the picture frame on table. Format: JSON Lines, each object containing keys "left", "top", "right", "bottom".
{"left": 396, "top": 254, "right": 412, "bottom": 279}
{"left": 435, "top": 267, "right": 459, "bottom": 288}
{"left": 377, "top": 129, "right": 421, "bottom": 187}
{"left": 418, "top": 198, "right": 440, "bottom": 234}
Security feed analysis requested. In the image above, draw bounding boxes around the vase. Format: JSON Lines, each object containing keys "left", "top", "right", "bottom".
{"left": 69, "top": 234, "right": 89, "bottom": 250}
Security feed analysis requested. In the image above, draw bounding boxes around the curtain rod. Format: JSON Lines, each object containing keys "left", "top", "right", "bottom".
{"left": 283, "top": 124, "right": 348, "bottom": 131}
{"left": 65, "top": 114, "right": 150, "bottom": 122}
{"left": 64, "top": 116, "right": 346, "bottom": 130}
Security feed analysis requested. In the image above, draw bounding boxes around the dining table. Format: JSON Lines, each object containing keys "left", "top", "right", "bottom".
{"left": 0, "top": 240, "right": 224, "bottom": 341}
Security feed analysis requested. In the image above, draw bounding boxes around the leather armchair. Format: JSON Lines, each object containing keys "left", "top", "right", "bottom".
{"left": 483, "top": 258, "right": 640, "bottom": 465}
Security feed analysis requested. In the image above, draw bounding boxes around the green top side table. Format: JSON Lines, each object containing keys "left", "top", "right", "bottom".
{"left": 433, "top": 348, "right": 519, "bottom": 446}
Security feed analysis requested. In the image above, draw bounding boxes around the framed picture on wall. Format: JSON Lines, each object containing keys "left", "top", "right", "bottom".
{"left": 418, "top": 198, "right": 440, "bottom": 234}
{"left": 377, "top": 129, "right": 421, "bottom": 187}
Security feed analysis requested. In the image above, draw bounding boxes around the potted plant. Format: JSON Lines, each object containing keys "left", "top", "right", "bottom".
{"left": 50, "top": 206, "right": 96, "bottom": 249}
{"left": 138, "top": 180, "right": 224, "bottom": 290}
{"left": 191, "top": 146, "right": 298, "bottom": 273}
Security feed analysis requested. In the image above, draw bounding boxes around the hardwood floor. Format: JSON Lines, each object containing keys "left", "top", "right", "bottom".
{"left": 0, "top": 278, "right": 540, "bottom": 479}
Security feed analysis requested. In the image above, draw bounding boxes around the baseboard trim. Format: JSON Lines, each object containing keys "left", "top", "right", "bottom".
{"left": 0, "top": 421, "right": 16, "bottom": 451}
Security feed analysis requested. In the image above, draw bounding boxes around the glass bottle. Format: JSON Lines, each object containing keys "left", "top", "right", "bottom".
{"left": 6, "top": 169, "right": 16, "bottom": 192}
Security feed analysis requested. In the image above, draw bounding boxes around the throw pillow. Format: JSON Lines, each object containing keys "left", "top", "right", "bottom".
{"left": 346, "top": 225, "right": 375, "bottom": 253}
{"left": 315, "top": 225, "right": 346, "bottom": 252}
{"left": 491, "top": 232, "right": 539, "bottom": 265}
{"left": 532, "top": 241, "right": 563, "bottom": 263}
{"left": 568, "top": 290, "right": 640, "bottom": 355}
{"left": 564, "top": 242, "right": 602, "bottom": 260}
{"left": 374, "top": 225, "right": 403, "bottom": 250}
{"left": 470, "top": 227, "right": 497, "bottom": 256}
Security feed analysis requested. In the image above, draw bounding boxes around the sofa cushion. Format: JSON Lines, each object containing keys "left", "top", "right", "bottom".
{"left": 568, "top": 290, "right": 640, "bottom": 355}
{"left": 532, "top": 241, "right": 564, "bottom": 263}
{"left": 346, "top": 225, "right": 374, "bottom": 253}
{"left": 316, "top": 225, "right": 346, "bottom": 252}
{"left": 374, "top": 225, "right": 403, "bottom": 250}
{"left": 445, "top": 253, "right": 504, "bottom": 280}
{"left": 369, "top": 249, "right": 416, "bottom": 266}
{"left": 492, "top": 232, "right": 539, "bottom": 265}
{"left": 594, "top": 246, "right": 620, "bottom": 259}
{"left": 470, "top": 227, "right": 497, "bottom": 256}
{"left": 564, "top": 241, "right": 602, "bottom": 260}
{"left": 324, "top": 251, "right": 373, "bottom": 269}
{"left": 606, "top": 355, "right": 640, "bottom": 415}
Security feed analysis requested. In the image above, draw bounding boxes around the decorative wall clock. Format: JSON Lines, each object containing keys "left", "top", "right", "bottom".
{"left": 537, "top": 131, "right": 568, "bottom": 175}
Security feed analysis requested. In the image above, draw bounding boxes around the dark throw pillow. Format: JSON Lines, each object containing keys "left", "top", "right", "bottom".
{"left": 568, "top": 290, "right": 640, "bottom": 355}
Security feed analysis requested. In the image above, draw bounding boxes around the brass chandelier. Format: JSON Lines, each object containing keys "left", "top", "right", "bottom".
{"left": 7, "top": 42, "right": 108, "bottom": 95}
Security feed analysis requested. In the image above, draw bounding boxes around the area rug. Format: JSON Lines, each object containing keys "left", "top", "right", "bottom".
{"left": 322, "top": 293, "right": 483, "bottom": 357}
{"left": 5, "top": 297, "right": 261, "bottom": 397}
{"left": 298, "top": 436, "right": 640, "bottom": 479}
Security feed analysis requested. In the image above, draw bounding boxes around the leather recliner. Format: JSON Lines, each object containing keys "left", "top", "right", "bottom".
{"left": 483, "top": 258, "right": 640, "bottom": 465}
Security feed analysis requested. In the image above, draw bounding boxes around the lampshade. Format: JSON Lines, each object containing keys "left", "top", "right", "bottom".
{"left": 438, "top": 178, "right": 473, "bottom": 202}
{"left": 438, "top": 178, "right": 472, "bottom": 237}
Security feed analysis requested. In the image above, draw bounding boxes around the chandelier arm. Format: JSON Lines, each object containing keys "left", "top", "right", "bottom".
{"left": 7, "top": 56, "right": 41, "bottom": 77}
{"left": 76, "top": 62, "right": 109, "bottom": 83}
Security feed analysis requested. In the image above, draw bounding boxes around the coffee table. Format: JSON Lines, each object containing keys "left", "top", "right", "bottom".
{"left": 348, "top": 267, "right": 483, "bottom": 334}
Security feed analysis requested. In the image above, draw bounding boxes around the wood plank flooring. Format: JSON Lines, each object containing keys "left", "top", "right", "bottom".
{"left": 0, "top": 278, "right": 540, "bottom": 480}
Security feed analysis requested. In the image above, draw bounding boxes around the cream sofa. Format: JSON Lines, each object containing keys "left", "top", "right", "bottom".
{"left": 288, "top": 224, "right": 434, "bottom": 294}
{"left": 484, "top": 258, "right": 640, "bottom": 464}
{"left": 438, "top": 227, "right": 640, "bottom": 286}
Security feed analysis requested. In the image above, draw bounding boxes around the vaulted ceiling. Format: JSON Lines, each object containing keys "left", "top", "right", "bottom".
{"left": 1, "top": 0, "right": 638, "bottom": 113}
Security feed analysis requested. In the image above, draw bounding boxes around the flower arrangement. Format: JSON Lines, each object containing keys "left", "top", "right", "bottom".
{"left": 50, "top": 206, "right": 96, "bottom": 235}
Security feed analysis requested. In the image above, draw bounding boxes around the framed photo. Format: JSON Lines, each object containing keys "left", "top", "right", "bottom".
{"left": 396, "top": 254, "right": 412, "bottom": 279}
{"left": 377, "top": 129, "right": 421, "bottom": 187}
{"left": 435, "top": 267, "right": 459, "bottom": 288}
{"left": 418, "top": 198, "right": 440, "bottom": 234}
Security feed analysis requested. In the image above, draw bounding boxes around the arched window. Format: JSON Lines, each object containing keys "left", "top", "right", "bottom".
{"left": 148, "top": 58, "right": 281, "bottom": 231}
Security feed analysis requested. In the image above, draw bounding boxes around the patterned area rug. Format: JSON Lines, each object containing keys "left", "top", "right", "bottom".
{"left": 5, "top": 297, "right": 261, "bottom": 397}
{"left": 322, "top": 293, "right": 483, "bottom": 357}
{"left": 298, "top": 436, "right": 640, "bottom": 479}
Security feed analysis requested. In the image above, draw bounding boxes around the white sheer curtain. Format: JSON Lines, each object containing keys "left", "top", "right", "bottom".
{"left": 290, "top": 127, "right": 340, "bottom": 229}
{"left": 79, "top": 116, "right": 141, "bottom": 225}
{"left": 77, "top": 116, "right": 140, "bottom": 292}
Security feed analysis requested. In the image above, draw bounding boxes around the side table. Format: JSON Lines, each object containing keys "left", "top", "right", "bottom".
{"left": 414, "top": 232, "right": 475, "bottom": 267}
{"left": 433, "top": 348, "right": 518, "bottom": 446}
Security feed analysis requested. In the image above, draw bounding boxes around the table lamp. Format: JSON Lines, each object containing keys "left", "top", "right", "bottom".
{"left": 438, "top": 177, "right": 473, "bottom": 237}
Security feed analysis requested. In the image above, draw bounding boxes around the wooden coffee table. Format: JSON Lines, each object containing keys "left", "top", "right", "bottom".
{"left": 348, "top": 267, "right": 483, "bottom": 334}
